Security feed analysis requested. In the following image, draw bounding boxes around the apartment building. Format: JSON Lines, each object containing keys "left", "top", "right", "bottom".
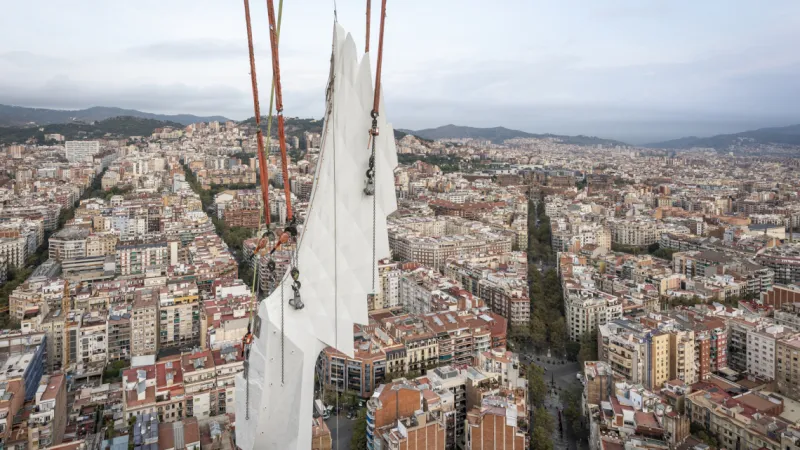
{"left": 564, "top": 288, "right": 622, "bottom": 341}
{"left": 374, "top": 260, "right": 401, "bottom": 311}
{"left": 37, "top": 310, "right": 66, "bottom": 371}
{"left": 318, "top": 340, "right": 387, "bottom": 398}
{"left": 181, "top": 349, "right": 217, "bottom": 420}
{"left": 686, "top": 388, "right": 789, "bottom": 450}
{"left": 0, "top": 379, "right": 25, "bottom": 446}
{"left": 582, "top": 361, "right": 612, "bottom": 406}
{"left": 398, "top": 269, "right": 458, "bottom": 316}
{"left": 429, "top": 200, "right": 503, "bottom": 220}
{"left": 200, "top": 298, "right": 250, "bottom": 350}
{"left": 65, "top": 141, "right": 100, "bottom": 163}
{"left": 763, "top": 284, "right": 800, "bottom": 309}
{"left": 9, "top": 277, "right": 65, "bottom": 322}
{"left": 747, "top": 325, "right": 792, "bottom": 381}
{"left": 375, "top": 409, "right": 447, "bottom": 450}
{"left": 85, "top": 233, "right": 118, "bottom": 257}
{"left": 669, "top": 329, "right": 697, "bottom": 385}
{"left": 115, "top": 241, "right": 169, "bottom": 276}
{"left": 0, "top": 237, "right": 27, "bottom": 268}
{"left": 646, "top": 332, "right": 670, "bottom": 391}
{"left": 27, "top": 374, "right": 67, "bottom": 450}
{"left": 366, "top": 381, "right": 446, "bottom": 450}
{"left": 422, "top": 312, "right": 505, "bottom": 367}
{"left": 672, "top": 250, "right": 727, "bottom": 279}
{"left": 380, "top": 315, "right": 439, "bottom": 374}
{"left": 158, "top": 281, "right": 200, "bottom": 350}
{"left": 551, "top": 221, "right": 611, "bottom": 253}
{"left": 777, "top": 337, "right": 800, "bottom": 401}
{"left": 445, "top": 254, "right": 530, "bottom": 327}
{"left": 72, "top": 312, "right": 108, "bottom": 377}
{"left": 696, "top": 319, "right": 728, "bottom": 380}
{"left": 223, "top": 207, "right": 260, "bottom": 229}
{"left": 0, "top": 330, "right": 45, "bottom": 404}
{"left": 48, "top": 227, "right": 90, "bottom": 261}
{"left": 728, "top": 317, "right": 761, "bottom": 373}
{"left": 131, "top": 290, "right": 158, "bottom": 357}
{"left": 311, "top": 417, "right": 332, "bottom": 450}
{"left": 426, "top": 366, "right": 468, "bottom": 449}
{"left": 122, "top": 344, "right": 243, "bottom": 424}
{"left": 609, "top": 219, "right": 660, "bottom": 247}
{"left": 107, "top": 312, "right": 131, "bottom": 361}
{"left": 464, "top": 397, "right": 527, "bottom": 450}
{"left": 773, "top": 299, "right": 800, "bottom": 331}
{"left": 599, "top": 320, "right": 700, "bottom": 387}
{"left": 124, "top": 364, "right": 172, "bottom": 421}
{"left": 389, "top": 218, "right": 513, "bottom": 271}
{"left": 757, "top": 245, "right": 800, "bottom": 285}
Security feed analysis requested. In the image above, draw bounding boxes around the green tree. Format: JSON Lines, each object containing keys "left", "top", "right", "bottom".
{"left": 529, "top": 314, "right": 548, "bottom": 351}
{"left": 542, "top": 269, "right": 562, "bottom": 313}
{"left": 103, "top": 360, "right": 129, "bottom": 383}
{"left": 534, "top": 407, "right": 554, "bottom": 434}
{"left": 577, "top": 331, "right": 598, "bottom": 366}
{"left": 343, "top": 390, "right": 360, "bottom": 409}
{"left": 562, "top": 384, "right": 588, "bottom": 440}
{"left": 531, "top": 426, "right": 554, "bottom": 450}
{"left": 565, "top": 341, "right": 581, "bottom": 362}
{"left": 548, "top": 317, "right": 566, "bottom": 353}
{"left": 508, "top": 325, "right": 532, "bottom": 351}
{"left": 350, "top": 409, "right": 368, "bottom": 450}
{"left": 527, "top": 364, "right": 547, "bottom": 408}
{"left": 323, "top": 388, "right": 338, "bottom": 407}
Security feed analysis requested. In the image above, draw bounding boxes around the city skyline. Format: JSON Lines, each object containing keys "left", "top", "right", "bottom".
{"left": 5, "top": 1, "right": 800, "bottom": 448}
{"left": 1, "top": 0, "right": 799, "bottom": 143}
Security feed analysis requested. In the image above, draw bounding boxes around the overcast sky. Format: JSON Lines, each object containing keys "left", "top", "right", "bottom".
{"left": 2, "top": 0, "right": 800, "bottom": 143}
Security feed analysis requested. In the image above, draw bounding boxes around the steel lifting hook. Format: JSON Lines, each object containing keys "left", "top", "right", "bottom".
{"left": 364, "top": 155, "right": 376, "bottom": 196}
{"left": 289, "top": 267, "right": 303, "bottom": 310}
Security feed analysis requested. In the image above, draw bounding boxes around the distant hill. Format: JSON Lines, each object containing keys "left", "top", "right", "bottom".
{"left": 239, "top": 116, "right": 324, "bottom": 138}
{"left": 240, "top": 116, "right": 420, "bottom": 144}
{"left": 0, "top": 116, "right": 185, "bottom": 144}
{"left": 401, "top": 124, "right": 627, "bottom": 146}
{"left": 647, "top": 124, "right": 800, "bottom": 150}
{"left": 0, "top": 104, "right": 230, "bottom": 127}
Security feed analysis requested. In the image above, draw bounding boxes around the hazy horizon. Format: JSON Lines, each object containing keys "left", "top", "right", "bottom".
{"left": 2, "top": 0, "right": 800, "bottom": 144}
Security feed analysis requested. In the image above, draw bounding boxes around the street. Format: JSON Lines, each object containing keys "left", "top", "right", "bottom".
{"left": 521, "top": 351, "right": 584, "bottom": 449}
{"left": 328, "top": 413, "right": 355, "bottom": 449}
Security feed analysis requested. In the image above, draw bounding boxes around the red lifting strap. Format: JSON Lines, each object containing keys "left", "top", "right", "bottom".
{"left": 372, "top": 0, "right": 388, "bottom": 117}
{"left": 366, "top": 0, "right": 371, "bottom": 53}
{"left": 266, "top": 0, "right": 294, "bottom": 222}
{"left": 243, "top": 0, "right": 270, "bottom": 225}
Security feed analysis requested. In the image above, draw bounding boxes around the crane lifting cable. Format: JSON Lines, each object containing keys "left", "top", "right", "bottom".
{"left": 265, "top": 0, "right": 303, "bottom": 317}
{"left": 241, "top": 0, "right": 284, "bottom": 419}
{"left": 363, "top": 0, "right": 388, "bottom": 197}
{"left": 365, "top": 0, "right": 389, "bottom": 301}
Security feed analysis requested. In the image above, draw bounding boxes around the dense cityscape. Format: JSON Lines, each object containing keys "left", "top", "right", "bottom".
{"left": 0, "top": 116, "right": 798, "bottom": 450}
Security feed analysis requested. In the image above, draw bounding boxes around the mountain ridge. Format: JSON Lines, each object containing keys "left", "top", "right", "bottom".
{"left": 0, "top": 104, "right": 230, "bottom": 127}
{"left": 400, "top": 124, "right": 628, "bottom": 146}
{"left": 0, "top": 116, "right": 185, "bottom": 144}
{"left": 646, "top": 123, "right": 800, "bottom": 150}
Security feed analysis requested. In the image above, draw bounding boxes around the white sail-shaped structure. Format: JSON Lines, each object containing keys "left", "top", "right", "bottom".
{"left": 235, "top": 22, "right": 398, "bottom": 449}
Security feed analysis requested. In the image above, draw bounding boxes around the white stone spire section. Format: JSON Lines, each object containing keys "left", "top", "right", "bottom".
{"left": 234, "top": 22, "right": 397, "bottom": 449}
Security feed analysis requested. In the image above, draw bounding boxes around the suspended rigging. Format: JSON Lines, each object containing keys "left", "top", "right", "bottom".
{"left": 365, "top": 0, "right": 389, "bottom": 307}
{"left": 237, "top": 0, "right": 391, "bottom": 438}
{"left": 265, "top": 0, "right": 302, "bottom": 313}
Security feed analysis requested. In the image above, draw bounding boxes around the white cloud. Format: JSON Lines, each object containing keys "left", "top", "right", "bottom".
{"left": 0, "top": 0, "right": 799, "bottom": 142}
